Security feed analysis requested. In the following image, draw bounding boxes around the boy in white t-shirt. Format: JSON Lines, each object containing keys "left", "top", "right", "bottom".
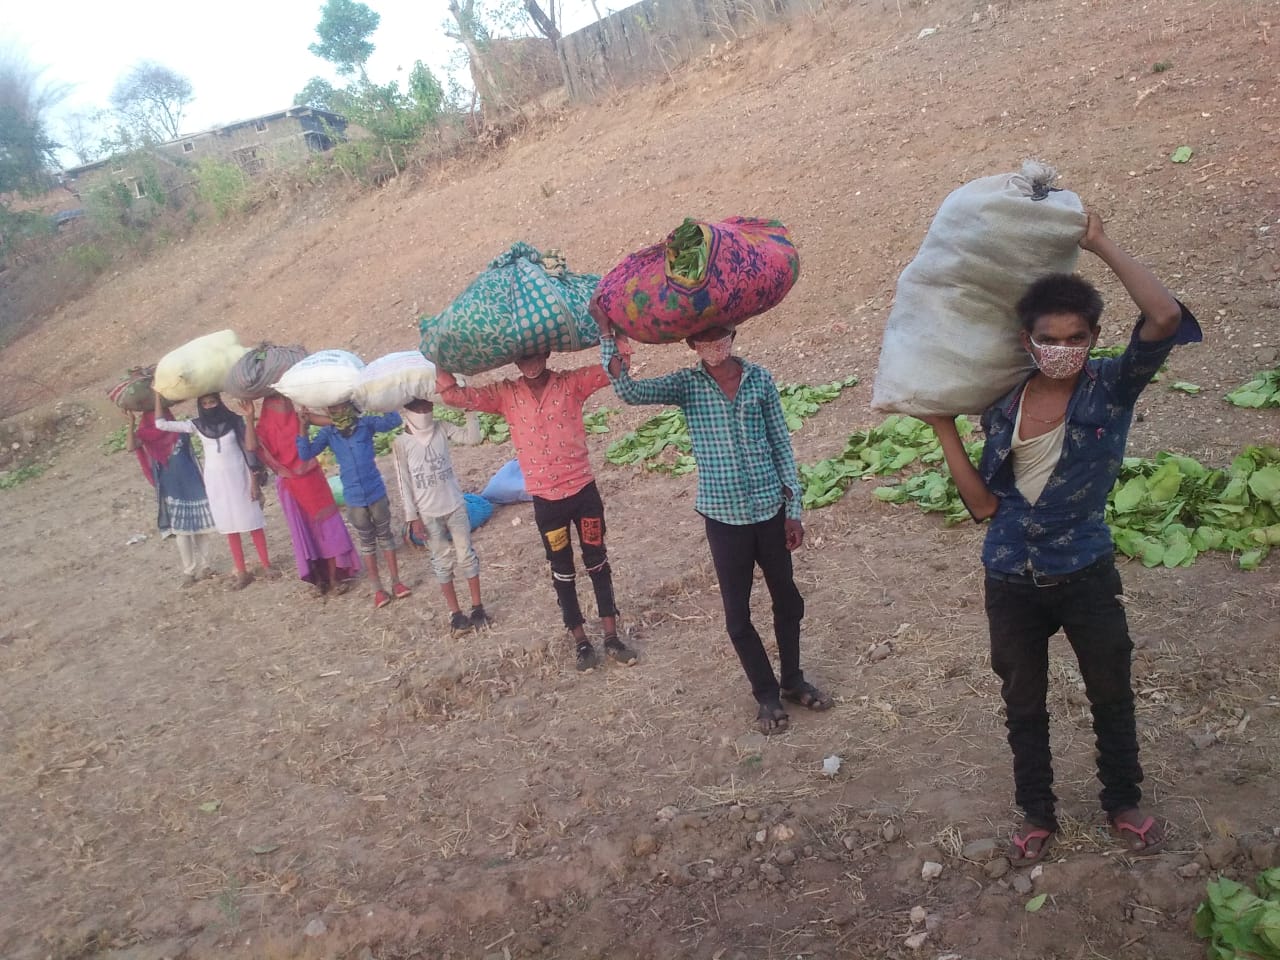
{"left": 392, "top": 398, "right": 487, "bottom": 634}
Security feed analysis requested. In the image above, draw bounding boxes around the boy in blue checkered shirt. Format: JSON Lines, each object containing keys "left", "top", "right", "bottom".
{"left": 596, "top": 314, "right": 832, "bottom": 735}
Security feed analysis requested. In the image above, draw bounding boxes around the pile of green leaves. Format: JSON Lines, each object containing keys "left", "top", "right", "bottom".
{"left": 102, "top": 426, "right": 129, "bottom": 455}
{"left": 779, "top": 376, "right": 859, "bottom": 431}
{"left": 0, "top": 463, "right": 46, "bottom": 491}
{"left": 855, "top": 417, "right": 1278, "bottom": 570}
{"left": 583, "top": 409, "right": 613, "bottom": 435}
{"left": 801, "top": 415, "right": 970, "bottom": 509}
{"left": 606, "top": 408, "right": 696, "bottom": 475}
{"left": 607, "top": 377, "right": 857, "bottom": 478}
{"left": 1107, "top": 447, "right": 1280, "bottom": 570}
{"left": 1194, "top": 869, "right": 1280, "bottom": 960}
{"left": 1226, "top": 367, "right": 1280, "bottom": 409}
{"left": 668, "top": 219, "right": 709, "bottom": 282}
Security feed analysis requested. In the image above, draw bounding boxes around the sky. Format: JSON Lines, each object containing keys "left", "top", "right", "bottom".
{"left": 2, "top": 0, "right": 627, "bottom": 168}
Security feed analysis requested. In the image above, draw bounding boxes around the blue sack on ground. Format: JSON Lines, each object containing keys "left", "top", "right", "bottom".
{"left": 464, "top": 492, "right": 494, "bottom": 529}
{"left": 481, "top": 459, "right": 532, "bottom": 504}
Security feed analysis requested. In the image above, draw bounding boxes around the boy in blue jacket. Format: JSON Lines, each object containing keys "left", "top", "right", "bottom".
{"left": 298, "top": 403, "right": 409, "bottom": 608}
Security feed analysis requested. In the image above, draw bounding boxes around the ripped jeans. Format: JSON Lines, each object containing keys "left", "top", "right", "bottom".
{"left": 531, "top": 481, "right": 618, "bottom": 630}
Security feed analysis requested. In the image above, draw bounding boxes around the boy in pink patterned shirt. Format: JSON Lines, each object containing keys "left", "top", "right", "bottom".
{"left": 437, "top": 353, "right": 638, "bottom": 672}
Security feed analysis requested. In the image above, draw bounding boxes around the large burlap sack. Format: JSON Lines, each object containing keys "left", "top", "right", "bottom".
{"left": 593, "top": 217, "right": 800, "bottom": 344}
{"left": 871, "top": 161, "right": 1087, "bottom": 416}
{"left": 153, "top": 330, "right": 249, "bottom": 402}
{"left": 108, "top": 366, "right": 157, "bottom": 412}
{"left": 419, "top": 243, "right": 600, "bottom": 376}
{"left": 352, "top": 351, "right": 438, "bottom": 412}
{"left": 273, "top": 350, "right": 366, "bottom": 409}
{"left": 224, "top": 343, "right": 307, "bottom": 400}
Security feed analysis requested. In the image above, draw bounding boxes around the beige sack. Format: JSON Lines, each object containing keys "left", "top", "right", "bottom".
{"left": 871, "top": 161, "right": 1087, "bottom": 416}
{"left": 153, "top": 330, "right": 249, "bottom": 402}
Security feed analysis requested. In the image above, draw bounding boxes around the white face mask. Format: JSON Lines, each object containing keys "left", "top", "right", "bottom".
{"left": 694, "top": 335, "right": 734, "bottom": 367}
{"left": 403, "top": 410, "right": 434, "bottom": 434}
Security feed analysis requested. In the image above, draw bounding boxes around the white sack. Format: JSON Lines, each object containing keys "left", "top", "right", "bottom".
{"left": 351, "top": 351, "right": 438, "bottom": 412}
{"left": 273, "top": 349, "right": 366, "bottom": 409}
{"left": 871, "top": 161, "right": 1087, "bottom": 416}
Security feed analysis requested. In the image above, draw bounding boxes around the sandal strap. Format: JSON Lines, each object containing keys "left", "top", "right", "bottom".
{"left": 1113, "top": 815, "right": 1155, "bottom": 838}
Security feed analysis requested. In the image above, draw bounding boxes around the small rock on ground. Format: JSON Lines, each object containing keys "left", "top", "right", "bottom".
{"left": 303, "top": 918, "right": 327, "bottom": 937}
{"left": 962, "top": 838, "right": 1001, "bottom": 862}
{"left": 985, "top": 857, "right": 1011, "bottom": 879}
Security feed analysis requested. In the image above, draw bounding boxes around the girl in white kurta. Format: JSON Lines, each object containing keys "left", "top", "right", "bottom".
{"left": 155, "top": 393, "right": 281, "bottom": 589}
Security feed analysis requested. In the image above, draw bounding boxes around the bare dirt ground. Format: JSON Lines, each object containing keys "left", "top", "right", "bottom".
{"left": 2, "top": 0, "right": 1280, "bottom": 957}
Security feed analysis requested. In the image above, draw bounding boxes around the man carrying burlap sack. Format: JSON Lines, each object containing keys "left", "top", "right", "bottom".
{"left": 921, "top": 212, "right": 1202, "bottom": 866}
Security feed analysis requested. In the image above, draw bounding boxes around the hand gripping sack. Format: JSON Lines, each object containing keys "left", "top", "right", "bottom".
{"left": 273, "top": 350, "right": 366, "bottom": 409}
{"left": 419, "top": 243, "right": 601, "bottom": 376}
{"left": 871, "top": 161, "right": 1087, "bottom": 416}
{"left": 153, "top": 330, "right": 250, "bottom": 402}
{"left": 108, "top": 366, "right": 157, "bottom": 412}
{"left": 352, "top": 351, "right": 438, "bottom": 413}
{"left": 224, "top": 343, "right": 307, "bottom": 400}
{"left": 593, "top": 217, "right": 801, "bottom": 343}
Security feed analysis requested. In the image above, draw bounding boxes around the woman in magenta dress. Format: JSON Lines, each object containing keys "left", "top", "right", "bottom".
{"left": 239, "top": 395, "right": 360, "bottom": 593}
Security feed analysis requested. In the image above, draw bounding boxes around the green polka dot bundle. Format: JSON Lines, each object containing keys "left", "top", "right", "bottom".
{"left": 418, "top": 243, "right": 601, "bottom": 376}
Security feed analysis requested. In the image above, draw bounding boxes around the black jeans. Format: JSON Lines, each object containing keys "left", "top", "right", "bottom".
{"left": 985, "top": 558, "right": 1142, "bottom": 830}
{"left": 703, "top": 509, "right": 805, "bottom": 704}
{"left": 532, "top": 482, "right": 618, "bottom": 630}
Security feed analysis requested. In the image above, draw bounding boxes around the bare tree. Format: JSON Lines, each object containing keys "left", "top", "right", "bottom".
{"left": 110, "top": 61, "right": 194, "bottom": 143}
{"left": 446, "top": 0, "right": 510, "bottom": 115}
{"left": 61, "top": 112, "right": 102, "bottom": 166}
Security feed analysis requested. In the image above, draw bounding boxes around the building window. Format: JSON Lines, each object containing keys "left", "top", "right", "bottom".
{"left": 233, "top": 146, "right": 266, "bottom": 176}
{"left": 254, "top": 120, "right": 268, "bottom": 132}
{"left": 183, "top": 141, "right": 195, "bottom": 152}
{"left": 130, "top": 179, "right": 147, "bottom": 199}
{"left": 111, "top": 166, "right": 125, "bottom": 175}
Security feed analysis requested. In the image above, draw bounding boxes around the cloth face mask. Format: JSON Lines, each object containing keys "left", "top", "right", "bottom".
{"left": 694, "top": 336, "right": 734, "bottom": 367}
{"left": 1029, "top": 337, "right": 1089, "bottom": 379}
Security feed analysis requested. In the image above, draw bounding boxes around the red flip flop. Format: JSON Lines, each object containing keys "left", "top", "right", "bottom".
{"left": 392, "top": 582, "right": 412, "bottom": 600}
{"left": 1009, "top": 827, "right": 1055, "bottom": 866}
{"left": 373, "top": 589, "right": 392, "bottom": 609}
{"left": 1111, "top": 815, "right": 1165, "bottom": 855}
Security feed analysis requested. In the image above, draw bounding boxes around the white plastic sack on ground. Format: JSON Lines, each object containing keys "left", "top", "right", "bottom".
{"left": 153, "top": 330, "right": 249, "bottom": 402}
{"left": 871, "top": 160, "right": 1087, "bottom": 416}
{"left": 273, "top": 350, "right": 366, "bottom": 409}
{"left": 351, "top": 351, "right": 438, "bottom": 412}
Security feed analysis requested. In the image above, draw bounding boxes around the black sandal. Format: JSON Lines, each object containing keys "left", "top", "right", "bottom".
{"left": 756, "top": 700, "right": 790, "bottom": 736}
{"left": 603, "top": 633, "right": 638, "bottom": 666}
{"left": 780, "top": 681, "right": 833, "bottom": 712}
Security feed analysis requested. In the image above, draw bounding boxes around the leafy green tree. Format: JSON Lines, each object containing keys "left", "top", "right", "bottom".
{"left": 0, "top": 51, "right": 65, "bottom": 194}
{"left": 109, "top": 61, "right": 194, "bottom": 142}
{"left": 309, "top": 0, "right": 381, "bottom": 81}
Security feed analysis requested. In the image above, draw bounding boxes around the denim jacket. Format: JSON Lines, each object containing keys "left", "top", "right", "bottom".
{"left": 979, "top": 304, "right": 1201, "bottom": 576}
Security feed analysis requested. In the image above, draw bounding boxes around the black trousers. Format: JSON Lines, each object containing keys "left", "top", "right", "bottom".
{"left": 703, "top": 509, "right": 805, "bottom": 704}
{"left": 532, "top": 482, "right": 618, "bottom": 630}
{"left": 984, "top": 558, "right": 1143, "bottom": 830}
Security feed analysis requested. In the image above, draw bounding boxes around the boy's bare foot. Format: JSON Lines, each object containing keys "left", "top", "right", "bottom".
{"left": 756, "top": 700, "right": 790, "bottom": 736}
{"left": 1110, "top": 808, "right": 1165, "bottom": 854}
